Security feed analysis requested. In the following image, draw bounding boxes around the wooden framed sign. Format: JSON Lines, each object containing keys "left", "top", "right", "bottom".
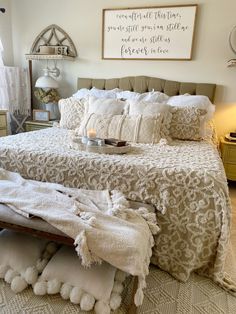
{"left": 33, "top": 109, "right": 50, "bottom": 122}
{"left": 102, "top": 5, "right": 197, "bottom": 60}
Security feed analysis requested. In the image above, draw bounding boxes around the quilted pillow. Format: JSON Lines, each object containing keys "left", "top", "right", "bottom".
{"left": 34, "top": 245, "right": 127, "bottom": 313}
{"left": 59, "top": 97, "right": 86, "bottom": 129}
{"left": 85, "top": 96, "right": 126, "bottom": 115}
{"left": 169, "top": 107, "right": 207, "bottom": 140}
{"left": 78, "top": 113, "right": 163, "bottom": 144}
{"left": 0, "top": 229, "right": 58, "bottom": 293}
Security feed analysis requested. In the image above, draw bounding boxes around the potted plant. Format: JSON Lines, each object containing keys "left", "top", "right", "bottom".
{"left": 34, "top": 88, "right": 61, "bottom": 120}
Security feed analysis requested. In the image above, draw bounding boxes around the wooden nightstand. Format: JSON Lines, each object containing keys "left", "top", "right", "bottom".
{"left": 220, "top": 136, "right": 236, "bottom": 181}
{"left": 0, "top": 110, "right": 7, "bottom": 137}
{"left": 25, "top": 120, "right": 56, "bottom": 132}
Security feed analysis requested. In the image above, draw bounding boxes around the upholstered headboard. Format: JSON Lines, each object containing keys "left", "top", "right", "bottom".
{"left": 77, "top": 76, "right": 216, "bottom": 102}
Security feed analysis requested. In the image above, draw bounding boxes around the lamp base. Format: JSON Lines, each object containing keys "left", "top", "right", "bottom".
{"left": 44, "top": 103, "right": 60, "bottom": 120}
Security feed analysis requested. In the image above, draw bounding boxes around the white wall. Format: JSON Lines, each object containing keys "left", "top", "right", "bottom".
{"left": 10, "top": 0, "right": 236, "bottom": 137}
{"left": 0, "top": 0, "right": 13, "bottom": 65}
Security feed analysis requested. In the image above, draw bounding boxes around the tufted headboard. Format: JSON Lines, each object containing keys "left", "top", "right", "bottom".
{"left": 77, "top": 76, "right": 216, "bottom": 102}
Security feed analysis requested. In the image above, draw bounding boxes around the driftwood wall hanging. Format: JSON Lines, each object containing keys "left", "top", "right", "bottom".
{"left": 30, "top": 24, "right": 77, "bottom": 58}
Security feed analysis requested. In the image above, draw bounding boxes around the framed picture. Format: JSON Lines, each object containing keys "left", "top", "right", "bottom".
{"left": 33, "top": 109, "right": 50, "bottom": 122}
{"left": 102, "top": 5, "right": 197, "bottom": 60}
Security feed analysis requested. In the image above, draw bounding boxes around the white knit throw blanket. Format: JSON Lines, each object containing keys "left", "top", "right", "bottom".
{"left": 0, "top": 168, "right": 159, "bottom": 306}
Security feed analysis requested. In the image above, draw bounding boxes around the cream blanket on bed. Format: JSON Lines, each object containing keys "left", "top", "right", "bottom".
{"left": 0, "top": 168, "right": 159, "bottom": 306}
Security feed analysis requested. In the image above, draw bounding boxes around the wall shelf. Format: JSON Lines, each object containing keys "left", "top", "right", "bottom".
{"left": 25, "top": 24, "right": 78, "bottom": 115}
{"left": 25, "top": 54, "right": 75, "bottom": 61}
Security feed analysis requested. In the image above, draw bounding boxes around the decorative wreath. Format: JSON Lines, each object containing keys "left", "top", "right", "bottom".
{"left": 34, "top": 88, "right": 60, "bottom": 104}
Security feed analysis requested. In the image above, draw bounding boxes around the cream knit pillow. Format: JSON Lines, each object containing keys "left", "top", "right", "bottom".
{"left": 78, "top": 113, "right": 162, "bottom": 144}
{"left": 59, "top": 97, "right": 86, "bottom": 129}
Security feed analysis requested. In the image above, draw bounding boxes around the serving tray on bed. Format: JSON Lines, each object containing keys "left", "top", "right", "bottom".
{"left": 70, "top": 140, "right": 132, "bottom": 154}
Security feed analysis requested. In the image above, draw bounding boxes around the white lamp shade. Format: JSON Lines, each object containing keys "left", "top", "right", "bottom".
{"left": 35, "top": 75, "right": 59, "bottom": 89}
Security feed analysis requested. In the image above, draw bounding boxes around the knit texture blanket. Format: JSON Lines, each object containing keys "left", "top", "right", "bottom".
{"left": 0, "top": 168, "right": 159, "bottom": 306}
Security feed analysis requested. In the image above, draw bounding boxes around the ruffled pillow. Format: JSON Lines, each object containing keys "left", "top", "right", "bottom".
{"left": 136, "top": 91, "right": 169, "bottom": 103}
{"left": 117, "top": 90, "right": 169, "bottom": 103}
{"left": 33, "top": 245, "right": 127, "bottom": 313}
{"left": 0, "top": 229, "right": 58, "bottom": 293}
{"left": 78, "top": 113, "right": 163, "bottom": 144}
{"left": 59, "top": 97, "right": 86, "bottom": 129}
{"left": 90, "top": 87, "right": 122, "bottom": 99}
{"left": 73, "top": 88, "right": 122, "bottom": 100}
{"left": 116, "top": 90, "right": 140, "bottom": 100}
{"left": 72, "top": 88, "right": 91, "bottom": 100}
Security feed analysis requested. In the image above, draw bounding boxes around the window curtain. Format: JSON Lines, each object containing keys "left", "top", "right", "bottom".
{"left": 0, "top": 38, "right": 3, "bottom": 66}
{"left": 0, "top": 40, "right": 31, "bottom": 134}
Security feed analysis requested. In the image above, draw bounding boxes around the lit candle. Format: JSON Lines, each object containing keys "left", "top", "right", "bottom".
{"left": 87, "top": 128, "right": 96, "bottom": 138}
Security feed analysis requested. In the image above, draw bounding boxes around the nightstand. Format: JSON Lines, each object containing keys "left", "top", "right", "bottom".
{"left": 220, "top": 136, "right": 236, "bottom": 181}
{"left": 25, "top": 120, "right": 55, "bottom": 132}
{"left": 0, "top": 110, "right": 7, "bottom": 137}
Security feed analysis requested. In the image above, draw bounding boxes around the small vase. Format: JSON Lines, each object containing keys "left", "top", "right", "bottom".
{"left": 44, "top": 102, "right": 60, "bottom": 120}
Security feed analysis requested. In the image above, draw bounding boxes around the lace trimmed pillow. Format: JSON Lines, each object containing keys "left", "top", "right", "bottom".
{"left": 169, "top": 107, "right": 207, "bottom": 140}
{"left": 78, "top": 113, "right": 163, "bottom": 144}
{"left": 59, "top": 97, "right": 86, "bottom": 129}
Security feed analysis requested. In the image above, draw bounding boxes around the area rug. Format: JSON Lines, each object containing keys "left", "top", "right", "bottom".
{"left": 0, "top": 185, "right": 236, "bottom": 313}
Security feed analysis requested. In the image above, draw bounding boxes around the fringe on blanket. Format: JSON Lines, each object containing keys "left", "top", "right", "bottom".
{"left": 74, "top": 231, "right": 102, "bottom": 267}
{"left": 73, "top": 189, "right": 160, "bottom": 306}
{"left": 110, "top": 190, "right": 160, "bottom": 306}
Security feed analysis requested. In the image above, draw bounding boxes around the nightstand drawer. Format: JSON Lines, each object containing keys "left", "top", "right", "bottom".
{"left": 0, "top": 115, "right": 6, "bottom": 128}
{"left": 0, "top": 129, "right": 7, "bottom": 137}
{"left": 25, "top": 124, "right": 50, "bottom": 132}
{"left": 223, "top": 163, "right": 236, "bottom": 181}
{"left": 25, "top": 120, "right": 55, "bottom": 132}
{"left": 223, "top": 146, "right": 236, "bottom": 163}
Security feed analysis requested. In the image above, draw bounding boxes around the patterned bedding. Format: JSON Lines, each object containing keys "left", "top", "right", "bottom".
{"left": 0, "top": 127, "right": 232, "bottom": 289}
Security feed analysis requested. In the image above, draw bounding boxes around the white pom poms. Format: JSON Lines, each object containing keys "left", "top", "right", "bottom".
{"left": 80, "top": 293, "right": 95, "bottom": 311}
{"left": 11, "top": 276, "right": 28, "bottom": 293}
{"left": 94, "top": 300, "right": 111, "bottom": 314}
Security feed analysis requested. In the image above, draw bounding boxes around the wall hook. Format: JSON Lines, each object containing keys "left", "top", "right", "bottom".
{"left": 0, "top": 8, "right": 6, "bottom": 13}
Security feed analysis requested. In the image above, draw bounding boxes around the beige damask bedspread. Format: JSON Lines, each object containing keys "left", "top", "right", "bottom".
{"left": 0, "top": 128, "right": 232, "bottom": 291}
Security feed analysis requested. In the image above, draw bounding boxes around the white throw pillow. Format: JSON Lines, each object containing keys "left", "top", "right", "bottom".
{"left": 116, "top": 90, "right": 140, "bottom": 100}
{"left": 128, "top": 100, "right": 169, "bottom": 116}
{"left": 85, "top": 96, "right": 126, "bottom": 115}
{"left": 0, "top": 230, "right": 57, "bottom": 293}
{"left": 136, "top": 91, "right": 169, "bottom": 103}
{"left": 59, "top": 97, "right": 86, "bottom": 130}
{"left": 72, "top": 88, "right": 91, "bottom": 100}
{"left": 34, "top": 245, "right": 126, "bottom": 313}
{"left": 90, "top": 87, "right": 122, "bottom": 99}
{"left": 78, "top": 113, "right": 163, "bottom": 144}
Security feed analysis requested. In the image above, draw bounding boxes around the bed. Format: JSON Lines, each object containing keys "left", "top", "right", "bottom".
{"left": 0, "top": 76, "right": 233, "bottom": 292}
